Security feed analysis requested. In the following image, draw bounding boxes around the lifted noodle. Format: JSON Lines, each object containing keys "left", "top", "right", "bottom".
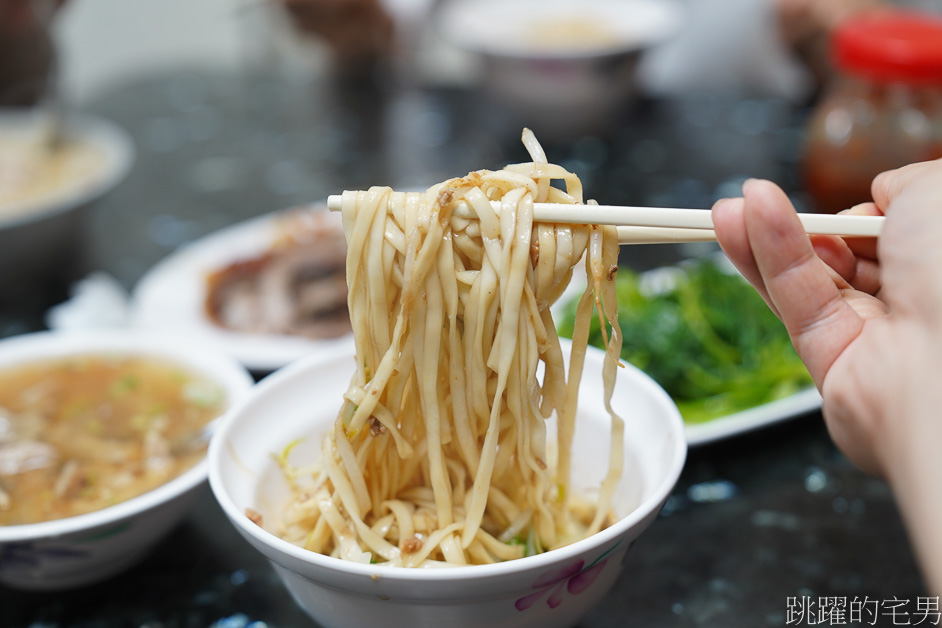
{"left": 276, "top": 129, "right": 623, "bottom": 566}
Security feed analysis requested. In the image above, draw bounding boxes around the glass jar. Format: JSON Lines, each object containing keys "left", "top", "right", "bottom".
{"left": 801, "top": 11, "right": 942, "bottom": 214}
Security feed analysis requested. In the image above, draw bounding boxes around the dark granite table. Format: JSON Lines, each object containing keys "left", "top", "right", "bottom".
{"left": 0, "top": 69, "right": 926, "bottom": 627}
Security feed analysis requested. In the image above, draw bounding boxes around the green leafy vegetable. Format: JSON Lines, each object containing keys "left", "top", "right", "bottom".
{"left": 556, "top": 257, "right": 813, "bottom": 424}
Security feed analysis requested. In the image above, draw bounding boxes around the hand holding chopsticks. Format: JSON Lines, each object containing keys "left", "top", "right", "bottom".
{"left": 325, "top": 195, "right": 884, "bottom": 245}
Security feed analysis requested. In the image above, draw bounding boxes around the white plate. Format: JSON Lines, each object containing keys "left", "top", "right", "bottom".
{"left": 131, "top": 205, "right": 354, "bottom": 373}
{"left": 551, "top": 256, "right": 821, "bottom": 447}
{"left": 683, "top": 386, "right": 821, "bottom": 447}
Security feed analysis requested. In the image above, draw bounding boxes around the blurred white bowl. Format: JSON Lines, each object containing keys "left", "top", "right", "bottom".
{"left": 0, "top": 112, "right": 133, "bottom": 295}
{"left": 209, "top": 340, "right": 686, "bottom": 628}
{"left": 438, "top": 0, "right": 684, "bottom": 140}
{"left": 0, "top": 330, "right": 253, "bottom": 591}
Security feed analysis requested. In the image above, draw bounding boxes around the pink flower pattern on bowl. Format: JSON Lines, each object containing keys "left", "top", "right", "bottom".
{"left": 515, "top": 540, "right": 622, "bottom": 612}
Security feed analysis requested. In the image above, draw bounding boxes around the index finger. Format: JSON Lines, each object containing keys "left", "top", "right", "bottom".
{"left": 741, "top": 179, "right": 865, "bottom": 384}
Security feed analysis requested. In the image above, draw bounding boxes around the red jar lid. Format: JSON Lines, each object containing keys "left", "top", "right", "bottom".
{"left": 833, "top": 11, "right": 942, "bottom": 84}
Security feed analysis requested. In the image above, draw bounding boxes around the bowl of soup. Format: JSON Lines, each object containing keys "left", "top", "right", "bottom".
{"left": 0, "top": 330, "right": 253, "bottom": 591}
{"left": 438, "top": 0, "right": 683, "bottom": 140}
{"left": 209, "top": 341, "right": 686, "bottom": 628}
{"left": 0, "top": 111, "right": 133, "bottom": 295}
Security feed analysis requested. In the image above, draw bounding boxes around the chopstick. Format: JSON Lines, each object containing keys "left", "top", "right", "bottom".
{"left": 615, "top": 226, "right": 716, "bottom": 245}
{"left": 325, "top": 195, "right": 884, "bottom": 244}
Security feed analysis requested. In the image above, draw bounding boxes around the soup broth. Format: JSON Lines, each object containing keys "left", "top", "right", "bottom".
{"left": 0, "top": 354, "right": 227, "bottom": 525}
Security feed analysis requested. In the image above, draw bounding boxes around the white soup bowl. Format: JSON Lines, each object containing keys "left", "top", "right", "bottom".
{"left": 0, "top": 330, "right": 254, "bottom": 590}
{"left": 209, "top": 340, "right": 686, "bottom": 628}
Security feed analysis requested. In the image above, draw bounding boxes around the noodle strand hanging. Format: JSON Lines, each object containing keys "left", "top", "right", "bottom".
{"left": 277, "top": 129, "right": 624, "bottom": 566}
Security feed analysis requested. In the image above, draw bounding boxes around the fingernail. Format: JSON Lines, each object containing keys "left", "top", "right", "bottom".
{"left": 742, "top": 178, "right": 768, "bottom": 195}
{"left": 712, "top": 197, "right": 743, "bottom": 212}
{"left": 711, "top": 197, "right": 734, "bottom": 211}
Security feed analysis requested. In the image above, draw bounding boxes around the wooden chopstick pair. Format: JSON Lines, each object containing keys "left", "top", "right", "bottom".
{"left": 325, "top": 195, "right": 884, "bottom": 245}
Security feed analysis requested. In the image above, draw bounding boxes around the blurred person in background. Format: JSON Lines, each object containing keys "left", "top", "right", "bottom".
{"left": 272, "top": 0, "right": 886, "bottom": 101}
{"left": 275, "top": 0, "right": 395, "bottom": 75}
{"left": 0, "top": 0, "right": 64, "bottom": 106}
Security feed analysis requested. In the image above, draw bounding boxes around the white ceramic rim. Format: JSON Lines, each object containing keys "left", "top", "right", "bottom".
{"left": 0, "top": 112, "right": 135, "bottom": 230}
{"left": 438, "top": 0, "right": 685, "bottom": 60}
{"left": 0, "top": 329, "right": 254, "bottom": 542}
{"left": 209, "top": 340, "right": 687, "bottom": 583}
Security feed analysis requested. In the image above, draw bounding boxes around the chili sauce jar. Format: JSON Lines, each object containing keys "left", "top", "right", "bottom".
{"left": 801, "top": 11, "right": 942, "bottom": 214}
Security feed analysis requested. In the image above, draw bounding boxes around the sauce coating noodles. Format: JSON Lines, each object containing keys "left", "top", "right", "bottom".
{"left": 275, "top": 130, "right": 623, "bottom": 566}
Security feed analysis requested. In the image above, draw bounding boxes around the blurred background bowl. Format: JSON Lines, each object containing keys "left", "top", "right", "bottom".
{"left": 438, "top": 0, "right": 684, "bottom": 141}
{"left": 0, "top": 111, "right": 133, "bottom": 297}
{"left": 209, "top": 340, "right": 686, "bottom": 628}
{"left": 0, "top": 330, "right": 253, "bottom": 591}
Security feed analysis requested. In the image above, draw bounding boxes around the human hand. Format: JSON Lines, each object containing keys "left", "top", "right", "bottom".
{"left": 776, "top": 0, "right": 881, "bottom": 46}
{"left": 0, "top": 0, "right": 64, "bottom": 106}
{"left": 712, "top": 160, "right": 942, "bottom": 592}
{"left": 712, "top": 160, "right": 942, "bottom": 478}
{"left": 0, "top": 0, "right": 65, "bottom": 32}
{"left": 774, "top": 0, "right": 883, "bottom": 86}
{"left": 276, "top": 0, "right": 394, "bottom": 64}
